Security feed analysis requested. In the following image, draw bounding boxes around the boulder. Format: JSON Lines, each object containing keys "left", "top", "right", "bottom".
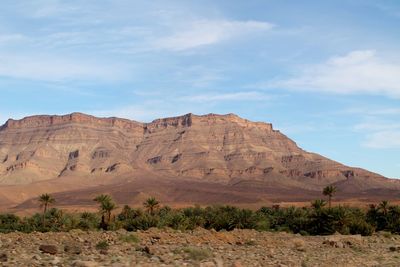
{"left": 39, "top": 244, "right": 58, "bottom": 255}
{"left": 0, "top": 253, "right": 7, "bottom": 262}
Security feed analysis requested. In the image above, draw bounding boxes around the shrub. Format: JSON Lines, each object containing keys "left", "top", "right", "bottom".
{"left": 182, "top": 247, "right": 212, "bottom": 261}
{"left": 349, "top": 220, "right": 374, "bottom": 236}
{"left": 255, "top": 219, "right": 270, "bottom": 231}
{"left": 158, "top": 211, "right": 190, "bottom": 230}
{"left": 119, "top": 233, "right": 140, "bottom": 244}
{"left": 0, "top": 214, "right": 21, "bottom": 233}
{"left": 124, "top": 214, "right": 158, "bottom": 231}
{"left": 95, "top": 240, "right": 109, "bottom": 250}
{"left": 2, "top": 201, "right": 400, "bottom": 236}
{"left": 78, "top": 212, "right": 100, "bottom": 230}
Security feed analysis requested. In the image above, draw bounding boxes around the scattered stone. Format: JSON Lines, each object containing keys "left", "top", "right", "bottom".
{"left": 32, "top": 255, "right": 41, "bottom": 261}
{"left": 389, "top": 246, "right": 400, "bottom": 252}
{"left": 0, "top": 228, "right": 396, "bottom": 266}
{"left": 292, "top": 238, "right": 306, "bottom": 251}
{"left": 214, "top": 257, "right": 224, "bottom": 267}
{"left": 140, "top": 245, "right": 153, "bottom": 255}
{"left": 150, "top": 255, "right": 161, "bottom": 262}
{"left": 64, "top": 243, "right": 82, "bottom": 254}
{"left": 0, "top": 253, "right": 7, "bottom": 262}
{"left": 200, "top": 261, "right": 216, "bottom": 267}
{"left": 72, "top": 260, "right": 99, "bottom": 267}
{"left": 99, "top": 249, "right": 108, "bottom": 255}
{"left": 39, "top": 244, "right": 58, "bottom": 255}
{"left": 323, "top": 237, "right": 346, "bottom": 248}
{"left": 232, "top": 260, "right": 243, "bottom": 267}
{"left": 51, "top": 256, "right": 61, "bottom": 265}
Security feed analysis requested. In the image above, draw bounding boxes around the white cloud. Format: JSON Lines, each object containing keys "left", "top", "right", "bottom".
{"left": 90, "top": 102, "right": 198, "bottom": 122}
{"left": 25, "top": 0, "right": 80, "bottom": 18}
{"left": 354, "top": 121, "right": 400, "bottom": 149}
{"left": 91, "top": 105, "right": 169, "bottom": 122}
{"left": 354, "top": 122, "right": 400, "bottom": 132}
{"left": 344, "top": 107, "right": 400, "bottom": 116}
{"left": 90, "top": 91, "right": 269, "bottom": 122}
{"left": 155, "top": 19, "right": 274, "bottom": 51}
{"left": 0, "top": 34, "right": 27, "bottom": 45}
{"left": 0, "top": 53, "right": 126, "bottom": 82}
{"left": 180, "top": 91, "right": 270, "bottom": 102}
{"left": 363, "top": 131, "right": 400, "bottom": 149}
{"left": 171, "top": 65, "right": 225, "bottom": 88}
{"left": 266, "top": 50, "right": 400, "bottom": 98}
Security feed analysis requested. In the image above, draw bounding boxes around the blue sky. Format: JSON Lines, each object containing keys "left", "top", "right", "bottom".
{"left": 0, "top": 0, "right": 399, "bottom": 178}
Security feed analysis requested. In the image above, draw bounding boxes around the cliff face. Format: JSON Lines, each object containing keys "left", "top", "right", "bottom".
{"left": 0, "top": 112, "right": 397, "bottom": 207}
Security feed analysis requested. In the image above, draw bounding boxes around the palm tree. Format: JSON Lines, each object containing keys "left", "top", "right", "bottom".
{"left": 93, "top": 194, "right": 116, "bottom": 223}
{"left": 121, "top": 205, "right": 132, "bottom": 220}
{"left": 378, "top": 200, "right": 390, "bottom": 216}
{"left": 38, "top": 193, "right": 55, "bottom": 226}
{"left": 311, "top": 199, "right": 327, "bottom": 210}
{"left": 143, "top": 197, "right": 160, "bottom": 215}
{"left": 103, "top": 199, "right": 116, "bottom": 223}
{"left": 323, "top": 185, "right": 337, "bottom": 208}
{"left": 93, "top": 194, "right": 112, "bottom": 204}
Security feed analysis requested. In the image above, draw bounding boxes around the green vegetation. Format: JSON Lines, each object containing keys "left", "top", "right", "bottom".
{"left": 38, "top": 193, "right": 55, "bottom": 227}
{"left": 181, "top": 246, "right": 212, "bottom": 261}
{"left": 322, "top": 185, "right": 337, "bottom": 208}
{"left": 95, "top": 240, "right": 109, "bottom": 250}
{"left": 1, "top": 194, "right": 400, "bottom": 236}
{"left": 143, "top": 197, "right": 160, "bottom": 215}
{"left": 93, "top": 194, "right": 116, "bottom": 230}
{"left": 311, "top": 199, "right": 326, "bottom": 210}
{"left": 119, "top": 233, "right": 140, "bottom": 244}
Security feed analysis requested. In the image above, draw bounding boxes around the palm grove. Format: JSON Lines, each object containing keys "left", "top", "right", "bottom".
{"left": 1, "top": 185, "right": 400, "bottom": 236}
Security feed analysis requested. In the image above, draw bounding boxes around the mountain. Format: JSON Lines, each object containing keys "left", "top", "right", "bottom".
{"left": 0, "top": 112, "right": 398, "bottom": 210}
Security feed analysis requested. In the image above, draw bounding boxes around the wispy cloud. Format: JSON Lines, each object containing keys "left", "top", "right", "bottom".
{"left": 180, "top": 91, "right": 270, "bottom": 102}
{"left": 90, "top": 104, "right": 174, "bottom": 122}
{"left": 0, "top": 1, "right": 274, "bottom": 83}
{"left": 262, "top": 50, "right": 400, "bottom": 98}
{"left": 354, "top": 121, "right": 400, "bottom": 149}
{"left": 369, "top": 2, "right": 400, "bottom": 18}
{"left": 0, "top": 34, "right": 27, "bottom": 45}
{"left": 363, "top": 131, "right": 400, "bottom": 149}
{"left": 0, "top": 53, "right": 127, "bottom": 82}
{"left": 154, "top": 19, "right": 274, "bottom": 51}
{"left": 343, "top": 107, "right": 400, "bottom": 116}
{"left": 90, "top": 90, "right": 271, "bottom": 122}
{"left": 355, "top": 122, "right": 400, "bottom": 132}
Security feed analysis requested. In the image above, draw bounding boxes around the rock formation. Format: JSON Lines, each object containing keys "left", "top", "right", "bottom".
{"left": 0, "top": 112, "right": 398, "bottom": 209}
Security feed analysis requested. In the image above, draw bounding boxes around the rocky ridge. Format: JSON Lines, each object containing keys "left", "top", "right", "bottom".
{"left": 0, "top": 112, "right": 398, "bottom": 209}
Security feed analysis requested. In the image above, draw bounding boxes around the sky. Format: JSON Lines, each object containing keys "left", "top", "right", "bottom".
{"left": 0, "top": 0, "right": 399, "bottom": 178}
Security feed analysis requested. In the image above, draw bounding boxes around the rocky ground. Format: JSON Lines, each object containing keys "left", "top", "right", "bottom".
{"left": 1, "top": 228, "right": 400, "bottom": 266}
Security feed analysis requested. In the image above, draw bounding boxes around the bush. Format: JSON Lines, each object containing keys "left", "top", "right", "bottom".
{"left": 78, "top": 212, "right": 100, "bottom": 230}
{"left": 119, "top": 234, "right": 140, "bottom": 244}
{"left": 2, "top": 201, "right": 400, "bottom": 236}
{"left": 349, "top": 220, "right": 374, "bottom": 236}
{"left": 158, "top": 211, "right": 190, "bottom": 230}
{"left": 124, "top": 214, "right": 158, "bottom": 231}
{"left": 95, "top": 240, "right": 109, "bottom": 250}
{"left": 0, "top": 214, "right": 20, "bottom": 233}
{"left": 182, "top": 247, "right": 212, "bottom": 261}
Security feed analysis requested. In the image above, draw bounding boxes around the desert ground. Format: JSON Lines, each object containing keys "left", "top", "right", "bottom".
{"left": 1, "top": 228, "right": 400, "bottom": 266}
